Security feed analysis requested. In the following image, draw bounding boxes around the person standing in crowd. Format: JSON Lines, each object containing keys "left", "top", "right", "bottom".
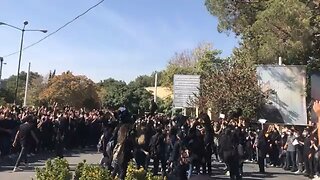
{"left": 147, "top": 126, "right": 166, "bottom": 176}
{"left": 201, "top": 113, "right": 214, "bottom": 175}
{"left": 99, "top": 121, "right": 116, "bottom": 168}
{"left": 295, "top": 130, "right": 304, "bottom": 174}
{"left": 168, "top": 148, "right": 189, "bottom": 180}
{"left": 245, "top": 130, "right": 256, "bottom": 163}
{"left": 12, "top": 115, "right": 39, "bottom": 172}
{"left": 149, "top": 99, "right": 158, "bottom": 117}
{"left": 111, "top": 124, "right": 133, "bottom": 180}
{"left": 284, "top": 129, "right": 298, "bottom": 172}
{"left": 186, "top": 120, "right": 205, "bottom": 179}
{"left": 302, "top": 128, "right": 312, "bottom": 177}
{"left": 256, "top": 126, "right": 267, "bottom": 174}
{"left": 220, "top": 126, "right": 241, "bottom": 180}
{"left": 268, "top": 125, "right": 281, "bottom": 167}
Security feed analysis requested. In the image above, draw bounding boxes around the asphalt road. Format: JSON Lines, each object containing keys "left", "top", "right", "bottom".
{"left": 0, "top": 150, "right": 308, "bottom": 180}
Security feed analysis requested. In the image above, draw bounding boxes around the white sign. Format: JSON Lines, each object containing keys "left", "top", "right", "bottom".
{"left": 173, "top": 75, "right": 200, "bottom": 108}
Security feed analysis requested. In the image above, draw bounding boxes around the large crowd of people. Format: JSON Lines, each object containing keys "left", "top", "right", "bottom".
{"left": 1, "top": 101, "right": 320, "bottom": 180}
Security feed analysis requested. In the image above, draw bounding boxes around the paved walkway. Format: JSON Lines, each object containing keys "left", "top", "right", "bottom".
{"left": 0, "top": 151, "right": 309, "bottom": 180}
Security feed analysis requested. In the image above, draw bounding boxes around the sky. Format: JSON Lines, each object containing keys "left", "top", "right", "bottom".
{"left": 0, "top": 0, "right": 238, "bottom": 83}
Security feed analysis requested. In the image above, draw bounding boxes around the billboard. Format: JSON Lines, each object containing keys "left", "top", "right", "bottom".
{"left": 311, "top": 73, "right": 320, "bottom": 122}
{"left": 257, "top": 65, "right": 307, "bottom": 125}
{"left": 173, "top": 75, "right": 200, "bottom": 108}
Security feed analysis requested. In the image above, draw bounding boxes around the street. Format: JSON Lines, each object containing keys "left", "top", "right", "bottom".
{"left": 0, "top": 150, "right": 308, "bottom": 180}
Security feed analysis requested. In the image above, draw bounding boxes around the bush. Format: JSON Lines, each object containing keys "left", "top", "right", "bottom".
{"left": 35, "top": 158, "right": 72, "bottom": 180}
{"left": 74, "top": 160, "right": 113, "bottom": 180}
{"left": 36, "top": 158, "right": 164, "bottom": 180}
{"left": 126, "top": 161, "right": 165, "bottom": 180}
{"left": 74, "top": 160, "right": 86, "bottom": 180}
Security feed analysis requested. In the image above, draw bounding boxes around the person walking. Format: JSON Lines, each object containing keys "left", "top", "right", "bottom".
{"left": 12, "top": 115, "right": 39, "bottom": 172}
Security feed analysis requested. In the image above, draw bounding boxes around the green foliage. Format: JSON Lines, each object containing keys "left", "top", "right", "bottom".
{"left": 157, "top": 96, "right": 173, "bottom": 115}
{"left": 79, "top": 164, "right": 112, "bottom": 180}
{"left": 74, "top": 160, "right": 86, "bottom": 180}
{"left": 98, "top": 78, "right": 152, "bottom": 114}
{"left": 98, "top": 78, "right": 128, "bottom": 108}
{"left": 161, "top": 43, "right": 217, "bottom": 88}
{"left": 126, "top": 161, "right": 164, "bottom": 180}
{"left": 205, "top": 0, "right": 320, "bottom": 65}
{"left": 197, "top": 58, "right": 265, "bottom": 119}
{"left": 1, "top": 71, "right": 41, "bottom": 104}
{"left": 35, "top": 158, "right": 72, "bottom": 180}
{"left": 205, "top": 0, "right": 320, "bottom": 114}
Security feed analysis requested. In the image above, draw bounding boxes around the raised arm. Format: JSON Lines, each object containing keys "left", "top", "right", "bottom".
{"left": 313, "top": 100, "right": 320, "bottom": 146}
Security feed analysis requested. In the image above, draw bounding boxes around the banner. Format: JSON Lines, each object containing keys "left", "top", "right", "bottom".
{"left": 257, "top": 65, "right": 307, "bottom": 125}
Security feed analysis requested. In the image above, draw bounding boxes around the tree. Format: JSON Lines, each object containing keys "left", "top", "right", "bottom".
{"left": 0, "top": 71, "right": 42, "bottom": 104}
{"left": 205, "top": 0, "right": 320, "bottom": 117}
{"left": 161, "top": 43, "right": 214, "bottom": 88}
{"left": 39, "top": 71, "right": 100, "bottom": 109}
{"left": 27, "top": 76, "right": 47, "bottom": 106}
{"left": 98, "top": 78, "right": 152, "bottom": 114}
{"left": 98, "top": 78, "right": 128, "bottom": 109}
{"left": 126, "top": 83, "right": 153, "bottom": 114}
{"left": 205, "top": 0, "right": 320, "bottom": 65}
{"left": 197, "top": 59, "right": 265, "bottom": 119}
{"left": 130, "top": 75, "right": 154, "bottom": 87}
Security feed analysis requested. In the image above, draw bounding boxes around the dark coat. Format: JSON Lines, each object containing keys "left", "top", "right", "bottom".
{"left": 257, "top": 131, "right": 268, "bottom": 158}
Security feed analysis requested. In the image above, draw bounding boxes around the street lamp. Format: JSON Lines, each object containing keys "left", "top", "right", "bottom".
{"left": 0, "top": 21, "right": 47, "bottom": 104}
{"left": 0, "top": 57, "right": 7, "bottom": 80}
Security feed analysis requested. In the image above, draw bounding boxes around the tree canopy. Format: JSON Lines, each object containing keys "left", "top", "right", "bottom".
{"left": 205, "top": 0, "right": 320, "bottom": 65}
{"left": 39, "top": 71, "right": 100, "bottom": 109}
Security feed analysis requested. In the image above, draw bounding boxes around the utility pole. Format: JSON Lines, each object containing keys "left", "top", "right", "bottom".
{"left": 278, "top": 57, "right": 282, "bottom": 65}
{"left": 23, "top": 62, "right": 31, "bottom": 107}
{"left": 154, "top": 72, "right": 158, "bottom": 103}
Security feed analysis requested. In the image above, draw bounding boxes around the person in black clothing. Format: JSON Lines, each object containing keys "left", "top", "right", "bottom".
{"left": 186, "top": 123, "right": 205, "bottom": 179}
{"left": 220, "top": 127, "right": 241, "bottom": 180}
{"left": 268, "top": 126, "right": 281, "bottom": 167}
{"left": 53, "top": 115, "right": 67, "bottom": 158}
{"left": 168, "top": 148, "right": 189, "bottom": 180}
{"left": 168, "top": 131, "right": 185, "bottom": 172}
{"left": 199, "top": 113, "right": 214, "bottom": 175}
{"left": 111, "top": 124, "right": 134, "bottom": 180}
{"left": 12, "top": 115, "right": 39, "bottom": 172}
{"left": 303, "top": 129, "right": 312, "bottom": 177}
{"left": 149, "top": 99, "right": 158, "bottom": 117}
{"left": 0, "top": 113, "right": 20, "bottom": 157}
{"left": 256, "top": 128, "right": 268, "bottom": 173}
{"left": 38, "top": 115, "right": 54, "bottom": 151}
{"left": 147, "top": 126, "right": 166, "bottom": 176}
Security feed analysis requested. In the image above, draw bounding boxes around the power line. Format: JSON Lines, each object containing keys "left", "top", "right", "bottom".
{"left": 3, "top": 0, "right": 105, "bottom": 58}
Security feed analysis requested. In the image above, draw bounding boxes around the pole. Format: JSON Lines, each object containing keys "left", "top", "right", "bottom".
{"left": 154, "top": 72, "right": 158, "bottom": 103}
{"left": 278, "top": 57, "right": 282, "bottom": 65}
{"left": 0, "top": 57, "right": 3, "bottom": 80}
{"left": 23, "top": 62, "right": 31, "bottom": 107}
{"left": 14, "top": 28, "right": 26, "bottom": 104}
